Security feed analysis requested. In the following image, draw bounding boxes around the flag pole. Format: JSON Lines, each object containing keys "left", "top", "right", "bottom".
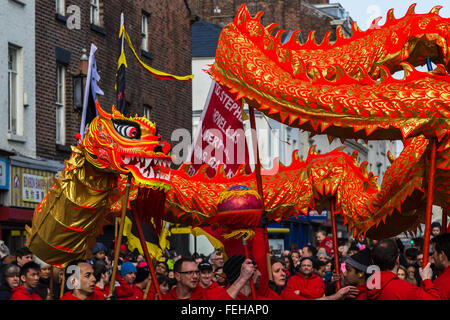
{"left": 130, "top": 209, "right": 163, "bottom": 300}
{"left": 108, "top": 174, "right": 133, "bottom": 297}
{"left": 248, "top": 104, "right": 273, "bottom": 282}
{"left": 422, "top": 138, "right": 437, "bottom": 268}
{"left": 330, "top": 199, "right": 341, "bottom": 291}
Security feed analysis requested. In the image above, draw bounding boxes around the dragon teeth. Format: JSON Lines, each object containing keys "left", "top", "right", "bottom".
{"left": 123, "top": 156, "right": 131, "bottom": 164}
{"left": 150, "top": 167, "right": 155, "bottom": 178}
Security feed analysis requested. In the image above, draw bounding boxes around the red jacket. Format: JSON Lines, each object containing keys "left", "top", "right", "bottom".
{"left": 354, "top": 284, "right": 369, "bottom": 300}
{"left": 163, "top": 285, "right": 209, "bottom": 300}
{"left": 9, "top": 286, "right": 42, "bottom": 300}
{"left": 59, "top": 290, "right": 105, "bottom": 300}
{"left": 433, "top": 266, "right": 450, "bottom": 300}
{"left": 317, "top": 237, "right": 334, "bottom": 256}
{"left": 367, "top": 271, "right": 441, "bottom": 300}
{"left": 200, "top": 281, "right": 233, "bottom": 300}
{"left": 115, "top": 274, "right": 142, "bottom": 300}
{"left": 285, "top": 273, "right": 325, "bottom": 299}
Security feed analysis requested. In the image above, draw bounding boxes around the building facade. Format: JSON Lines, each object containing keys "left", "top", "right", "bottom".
{"left": 0, "top": 0, "right": 193, "bottom": 252}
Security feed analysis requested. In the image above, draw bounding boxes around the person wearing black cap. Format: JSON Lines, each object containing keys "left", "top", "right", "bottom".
{"left": 198, "top": 260, "right": 229, "bottom": 299}
{"left": 343, "top": 248, "right": 371, "bottom": 300}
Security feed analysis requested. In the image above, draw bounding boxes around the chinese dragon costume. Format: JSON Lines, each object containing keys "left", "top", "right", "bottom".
{"left": 27, "top": 4, "right": 450, "bottom": 267}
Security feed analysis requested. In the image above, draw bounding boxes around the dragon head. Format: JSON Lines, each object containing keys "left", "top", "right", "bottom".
{"left": 81, "top": 102, "right": 172, "bottom": 190}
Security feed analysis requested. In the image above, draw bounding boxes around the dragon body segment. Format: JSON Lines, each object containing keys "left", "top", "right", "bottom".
{"left": 209, "top": 4, "right": 450, "bottom": 141}
{"left": 163, "top": 135, "right": 448, "bottom": 239}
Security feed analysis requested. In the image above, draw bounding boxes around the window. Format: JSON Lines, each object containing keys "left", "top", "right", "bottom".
{"left": 55, "top": 0, "right": 65, "bottom": 15}
{"left": 90, "top": 0, "right": 100, "bottom": 26}
{"left": 8, "top": 46, "right": 18, "bottom": 135}
{"left": 141, "top": 13, "right": 149, "bottom": 51}
{"left": 143, "top": 104, "right": 152, "bottom": 119}
{"left": 56, "top": 64, "right": 65, "bottom": 144}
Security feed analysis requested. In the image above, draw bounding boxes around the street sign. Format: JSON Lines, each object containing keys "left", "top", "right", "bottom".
{"left": 308, "top": 208, "right": 328, "bottom": 220}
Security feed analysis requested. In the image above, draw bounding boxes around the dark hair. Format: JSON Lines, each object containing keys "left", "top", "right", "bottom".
{"left": 303, "top": 245, "right": 317, "bottom": 256}
{"left": 270, "top": 256, "right": 286, "bottom": 267}
{"left": 299, "top": 257, "right": 314, "bottom": 266}
{"left": 371, "top": 239, "right": 398, "bottom": 271}
{"left": 286, "top": 254, "right": 297, "bottom": 275}
{"left": 15, "top": 247, "right": 32, "bottom": 258}
{"left": 65, "top": 259, "right": 88, "bottom": 278}
{"left": 20, "top": 261, "right": 40, "bottom": 277}
{"left": 395, "top": 238, "right": 405, "bottom": 253}
{"left": 0, "top": 264, "right": 20, "bottom": 286}
{"left": 405, "top": 247, "right": 419, "bottom": 259}
{"left": 173, "top": 257, "right": 196, "bottom": 273}
{"left": 156, "top": 261, "right": 169, "bottom": 270}
{"left": 431, "top": 233, "right": 450, "bottom": 259}
{"left": 313, "top": 259, "right": 327, "bottom": 270}
{"left": 412, "top": 237, "right": 424, "bottom": 250}
{"left": 93, "top": 260, "right": 108, "bottom": 282}
{"left": 136, "top": 267, "right": 150, "bottom": 283}
{"left": 157, "top": 274, "right": 170, "bottom": 286}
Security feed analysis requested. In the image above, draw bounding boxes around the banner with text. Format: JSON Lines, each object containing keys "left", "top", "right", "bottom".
{"left": 189, "top": 81, "right": 250, "bottom": 178}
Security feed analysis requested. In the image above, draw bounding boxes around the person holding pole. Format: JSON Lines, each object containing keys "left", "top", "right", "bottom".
{"left": 431, "top": 233, "right": 450, "bottom": 300}
{"left": 367, "top": 239, "right": 441, "bottom": 300}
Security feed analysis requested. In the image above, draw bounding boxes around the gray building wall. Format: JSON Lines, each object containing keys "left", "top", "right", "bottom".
{"left": 0, "top": 0, "right": 36, "bottom": 158}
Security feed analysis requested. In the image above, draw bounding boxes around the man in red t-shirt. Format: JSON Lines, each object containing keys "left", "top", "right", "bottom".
{"left": 60, "top": 259, "right": 108, "bottom": 300}
{"left": 10, "top": 261, "right": 42, "bottom": 300}
{"left": 367, "top": 239, "right": 441, "bottom": 300}
{"left": 285, "top": 257, "right": 325, "bottom": 299}
{"left": 163, "top": 257, "right": 206, "bottom": 300}
{"left": 431, "top": 233, "right": 450, "bottom": 300}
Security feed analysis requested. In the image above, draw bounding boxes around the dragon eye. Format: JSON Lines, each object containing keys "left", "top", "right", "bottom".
{"left": 113, "top": 121, "right": 141, "bottom": 139}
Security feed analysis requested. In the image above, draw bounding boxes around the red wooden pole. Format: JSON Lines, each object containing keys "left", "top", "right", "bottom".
{"left": 248, "top": 106, "right": 273, "bottom": 283}
{"left": 130, "top": 210, "right": 163, "bottom": 300}
{"left": 109, "top": 174, "right": 132, "bottom": 297}
{"left": 422, "top": 138, "right": 437, "bottom": 268}
{"left": 242, "top": 237, "right": 257, "bottom": 300}
{"left": 330, "top": 200, "right": 341, "bottom": 291}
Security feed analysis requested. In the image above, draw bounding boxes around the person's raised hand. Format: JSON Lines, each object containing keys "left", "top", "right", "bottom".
{"left": 419, "top": 262, "right": 433, "bottom": 281}
{"left": 240, "top": 259, "right": 255, "bottom": 281}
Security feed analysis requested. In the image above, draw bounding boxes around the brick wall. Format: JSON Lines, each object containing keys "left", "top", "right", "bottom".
{"left": 187, "top": 0, "right": 335, "bottom": 44}
{"left": 35, "top": 0, "right": 192, "bottom": 162}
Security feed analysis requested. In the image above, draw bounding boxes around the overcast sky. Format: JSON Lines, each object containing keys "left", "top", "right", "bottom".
{"left": 337, "top": 0, "right": 450, "bottom": 30}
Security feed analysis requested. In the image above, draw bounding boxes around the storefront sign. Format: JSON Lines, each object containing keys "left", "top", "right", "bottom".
{"left": 22, "top": 173, "right": 48, "bottom": 203}
{"left": 308, "top": 208, "right": 329, "bottom": 220}
{"left": 11, "top": 166, "right": 55, "bottom": 208}
{"left": 0, "top": 158, "right": 9, "bottom": 190}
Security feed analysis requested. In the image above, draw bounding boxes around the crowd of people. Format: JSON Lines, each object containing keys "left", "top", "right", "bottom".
{"left": 0, "top": 221, "right": 448, "bottom": 300}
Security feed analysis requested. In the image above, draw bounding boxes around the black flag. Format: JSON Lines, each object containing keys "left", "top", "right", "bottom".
{"left": 115, "top": 13, "right": 127, "bottom": 115}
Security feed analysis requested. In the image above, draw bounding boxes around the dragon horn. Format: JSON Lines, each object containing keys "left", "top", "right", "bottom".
{"left": 406, "top": 3, "right": 417, "bottom": 15}
{"left": 386, "top": 8, "right": 396, "bottom": 21}
{"left": 95, "top": 101, "right": 112, "bottom": 120}
{"left": 430, "top": 5, "right": 443, "bottom": 15}
{"left": 351, "top": 150, "right": 358, "bottom": 166}
{"left": 387, "top": 150, "right": 396, "bottom": 164}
